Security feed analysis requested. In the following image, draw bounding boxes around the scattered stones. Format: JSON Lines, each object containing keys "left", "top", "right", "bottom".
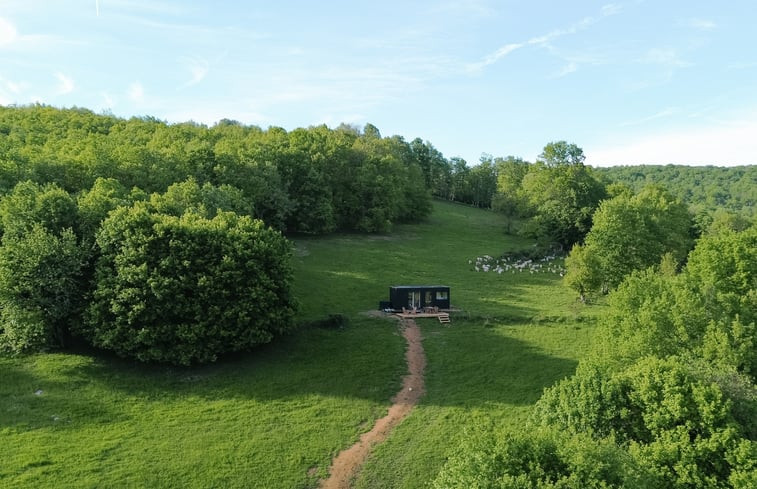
{"left": 34, "top": 389, "right": 43, "bottom": 396}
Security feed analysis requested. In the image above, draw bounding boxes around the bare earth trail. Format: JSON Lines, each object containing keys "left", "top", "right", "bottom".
{"left": 319, "top": 319, "right": 426, "bottom": 489}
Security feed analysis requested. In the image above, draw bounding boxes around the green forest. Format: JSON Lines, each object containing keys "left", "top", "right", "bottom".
{"left": 1, "top": 104, "right": 755, "bottom": 488}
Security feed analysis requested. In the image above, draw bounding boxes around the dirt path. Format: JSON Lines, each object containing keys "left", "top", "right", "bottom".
{"left": 319, "top": 319, "right": 426, "bottom": 489}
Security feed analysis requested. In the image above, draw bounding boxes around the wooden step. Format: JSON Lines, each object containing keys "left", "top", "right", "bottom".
{"left": 438, "top": 314, "right": 450, "bottom": 324}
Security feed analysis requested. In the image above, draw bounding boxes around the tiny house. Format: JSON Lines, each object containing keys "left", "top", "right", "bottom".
{"left": 379, "top": 285, "right": 450, "bottom": 311}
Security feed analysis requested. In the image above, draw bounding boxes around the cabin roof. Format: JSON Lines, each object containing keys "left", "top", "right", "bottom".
{"left": 390, "top": 285, "right": 449, "bottom": 289}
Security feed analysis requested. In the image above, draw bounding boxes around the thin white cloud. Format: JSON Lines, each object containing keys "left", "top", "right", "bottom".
{"left": 0, "top": 17, "right": 18, "bottom": 45}
{"left": 686, "top": 18, "right": 717, "bottom": 31}
{"left": 128, "top": 81, "right": 144, "bottom": 102}
{"left": 619, "top": 107, "right": 677, "bottom": 127}
{"left": 100, "top": 91, "right": 115, "bottom": 108}
{"left": 54, "top": 72, "right": 74, "bottom": 95}
{"left": 0, "top": 75, "right": 25, "bottom": 95}
{"left": 553, "top": 62, "right": 578, "bottom": 78}
{"left": 468, "top": 3, "right": 623, "bottom": 72}
{"left": 587, "top": 118, "right": 757, "bottom": 166}
{"left": 728, "top": 61, "right": 757, "bottom": 70}
{"left": 640, "top": 48, "right": 691, "bottom": 68}
{"left": 5, "top": 79, "right": 22, "bottom": 93}
{"left": 103, "top": 0, "right": 192, "bottom": 16}
{"left": 470, "top": 43, "right": 523, "bottom": 70}
{"left": 434, "top": 0, "right": 496, "bottom": 19}
{"left": 0, "top": 15, "right": 75, "bottom": 51}
{"left": 601, "top": 4, "right": 623, "bottom": 16}
{"left": 179, "top": 57, "right": 209, "bottom": 88}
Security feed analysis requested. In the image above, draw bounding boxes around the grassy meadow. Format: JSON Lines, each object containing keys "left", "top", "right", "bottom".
{"left": 1, "top": 200, "right": 600, "bottom": 488}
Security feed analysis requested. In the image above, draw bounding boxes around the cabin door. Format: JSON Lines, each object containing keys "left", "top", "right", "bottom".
{"left": 408, "top": 291, "right": 421, "bottom": 309}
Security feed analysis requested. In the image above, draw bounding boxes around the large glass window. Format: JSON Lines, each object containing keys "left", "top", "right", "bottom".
{"left": 436, "top": 291, "right": 448, "bottom": 300}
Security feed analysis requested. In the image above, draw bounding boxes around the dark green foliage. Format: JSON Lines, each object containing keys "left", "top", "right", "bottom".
{"left": 82, "top": 205, "right": 296, "bottom": 364}
{"left": 520, "top": 159, "right": 607, "bottom": 247}
{"left": 595, "top": 165, "right": 756, "bottom": 219}
{"left": 0, "top": 226, "right": 84, "bottom": 353}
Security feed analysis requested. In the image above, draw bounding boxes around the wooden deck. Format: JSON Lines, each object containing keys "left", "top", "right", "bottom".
{"left": 396, "top": 311, "right": 451, "bottom": 323}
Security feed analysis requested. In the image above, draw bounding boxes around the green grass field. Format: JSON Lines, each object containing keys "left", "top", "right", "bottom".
{"left": 1, "top": 200, "right": 600, "bottom": 488}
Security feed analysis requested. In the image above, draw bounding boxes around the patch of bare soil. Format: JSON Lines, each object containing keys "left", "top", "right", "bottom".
{"left": 319, "top": 319, "right": 425, "bottom": 489}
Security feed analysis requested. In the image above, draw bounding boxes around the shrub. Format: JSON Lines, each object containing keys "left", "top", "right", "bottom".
{"left": 0, "top": 180, "right": 78, "bottom": 240}
{"left": 432, "top": 428, "right": 641, "bottom": 489}
{"left": 0, "top": 226, "right": 85, "bottom": 353}
{"left": 82, "top": 204, "right": 296, "bottom": 364}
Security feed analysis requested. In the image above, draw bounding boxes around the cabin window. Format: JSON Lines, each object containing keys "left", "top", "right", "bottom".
{"left": 436, "top": 291, "right": 448, "bottom": 300}
{"left": 425, "top": 291, "right": 432, "bottom": 304}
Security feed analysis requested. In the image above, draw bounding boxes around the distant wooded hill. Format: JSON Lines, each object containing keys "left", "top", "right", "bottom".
{"left": 595, "top": 164, "right": 755, "bottom": 216}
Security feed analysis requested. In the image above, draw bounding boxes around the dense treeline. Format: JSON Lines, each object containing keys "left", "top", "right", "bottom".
{"left": 596, "top": 164, "right": 756, "bottom": 226}
{"left": 0, "top": 105, "right": 432, "bottom": 234}
{"left": 435, "top": 228, "right": 757, "bottom": 488}
{"left": 0, "top": 104, "right": 441, "bottom": 362}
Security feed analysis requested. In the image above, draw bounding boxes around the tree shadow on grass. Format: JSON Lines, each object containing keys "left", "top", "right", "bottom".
{"left": 43, "top": 314, "right": 578, "bottom": 412}
{"left": 0, "top": 357, "right": 127, "bottom": 431}
{"left": 419, "top": 320, "right": 579, "bottom": 407}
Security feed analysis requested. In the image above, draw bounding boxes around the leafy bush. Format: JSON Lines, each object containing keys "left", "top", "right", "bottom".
{"left": 82, "top": 204, "right": 296, "bottom": 364}
{"left": 564, "top": 185, "right": 693, "bottom": 298}
{"left": 0, "top": 180, "right": 78, "bottom": 239}
{"left": 0, "top": 226, "right": 85, "bottom": 353}
{"left": 432, "top": 429, "right": 641, "bottom": 489}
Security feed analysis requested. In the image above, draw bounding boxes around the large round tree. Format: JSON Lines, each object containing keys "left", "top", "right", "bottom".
{"left": 82, "top": 203, "right": 296, "bottom": 364}
{"left": 565, "top": 184, "right": 693, "bottom": 297}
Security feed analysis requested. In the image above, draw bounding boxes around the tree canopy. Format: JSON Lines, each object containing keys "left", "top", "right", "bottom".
{"left": 565, "top": 185, "right": 694, "bottom": 298}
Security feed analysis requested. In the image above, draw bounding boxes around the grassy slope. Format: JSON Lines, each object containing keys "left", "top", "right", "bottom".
{"left": 1, "top": 200, "right": 599, "bottom": 488}
{"left": 296, "top": 200, "right": 600, "bottom": 487}
{"left": 0, "top": 320, "right": 405, "bottom": 488}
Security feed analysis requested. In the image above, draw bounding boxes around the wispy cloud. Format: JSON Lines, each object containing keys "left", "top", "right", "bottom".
{"left": 641, "top": 47, "right": 691, "bottom": 68}
{"left": 685, "top": 18, "right": 717, "bottom": 31}
{"left": 619, "top": 107, "right": 677, "bottom": 127}
{"left": 0, "top": 75, "right": 24, "bottom": 94}
{"left": 128, "top": 81, "right": 144, "bottom": 103}
{"left": 179, "top": 57, "right": 209, "bottom": 88}
{"left": 100, "top": 91, "right": 114, "bottom": 109}
{"left": 0, "top": 17, "right": 18, "bottom": 46}
{"left": 103, "top": 0, "right": 193, "bottom": 17}
{"left": 468, "top": 3, "right": 623, "bottom": 72}
{"left": 433, "top": 0, "right": 496, "bottom": 19}
{"left": 626, "top": 47, "right": 692, "bottom": 89}
{"left": 552, "top": 62, "right": 578, "bottom": 78}
{"left": 54, "top": 72, "right": 74, "bottom": 95}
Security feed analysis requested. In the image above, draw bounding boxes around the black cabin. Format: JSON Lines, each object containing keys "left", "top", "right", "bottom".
{"left": 379, "top": 285, "right": 450, "bottom": 311}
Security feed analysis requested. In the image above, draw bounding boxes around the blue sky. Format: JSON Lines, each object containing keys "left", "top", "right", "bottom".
{"left": 1, "top": 1, "right": 756, "bottom": 166}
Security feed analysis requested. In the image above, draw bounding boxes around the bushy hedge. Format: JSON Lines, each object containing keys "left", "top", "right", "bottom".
{"left": 81, "top": 204, "right": 296, "bottom": 364}
{"left": 0, "top": 226, "right": 84, "bottom": 353}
